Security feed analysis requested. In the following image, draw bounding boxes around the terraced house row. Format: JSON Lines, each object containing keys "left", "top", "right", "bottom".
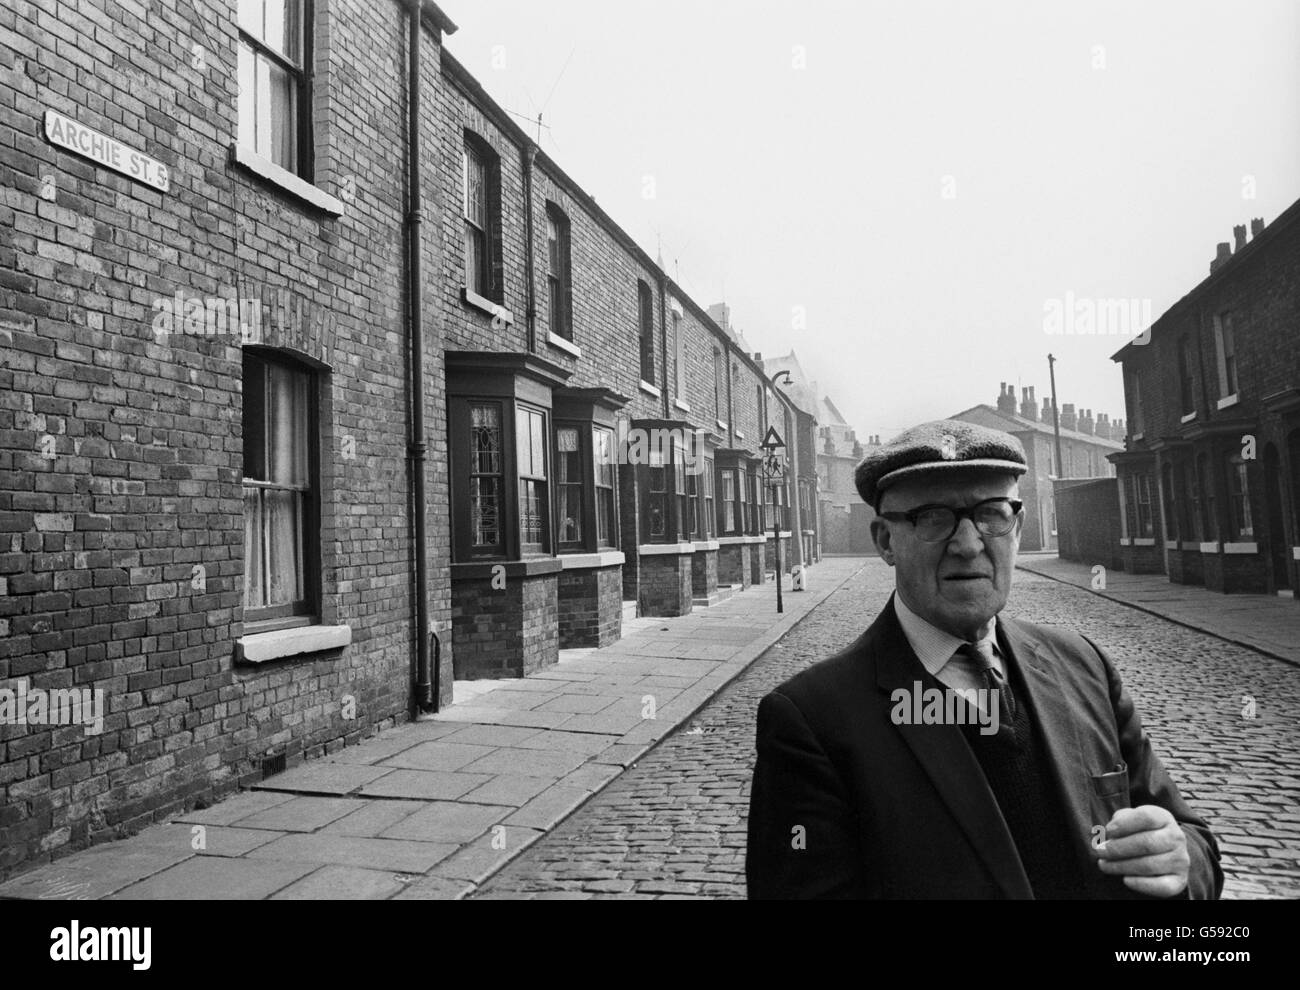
{"left": 0, "top": 0, "right": 821, "bottom": 878}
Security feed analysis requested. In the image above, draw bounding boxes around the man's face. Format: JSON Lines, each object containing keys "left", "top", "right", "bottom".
{"left": 870, "top": 470, "right": 1024, "bottom": 641}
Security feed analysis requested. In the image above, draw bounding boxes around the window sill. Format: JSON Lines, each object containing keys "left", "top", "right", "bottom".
{"left": 716, "top": 419, "right": 729, "bottom": 431}
{"left": 691, "top": 540, "right": 720, "bottom": 552}
{"left": 1165, "top": 540, "right": 1179, "bottom": 550}
{"left": 734, "top": 430, "right": 744, "bottom": 441}
{"left": 1133, "top": 538, "right": 1156, "bottom": 547}
{"left": 1180, "top": 542, "right": 1202, "bottom": 552}
{"left": 1292, "top": 547, "right": 1300, "bottom": 561}
{"left": 638, "top": 542, "right": 694, "bottom": 556}
{"left": 1217, "top": 394, "right": 1240, "bottom": 411}
{"left": 673, "top": 398, "right": 691, "bottom": 413}
{"left": 559, "top": 550, "right": 626, "bottom": 569}
{"left": 462, "top": 288, "right": 514, "bottom": 326}
{"left": 1224, "top": 542, "right": 1258, "bottom": 555}
{"left": 639, "top": 380, "right": 661, "bottom": 398}
{"left": 715, "top": 536, "right": 748, "bottom": 546}
{"left": 1180, "top": 412, "right": 1197, "bottom": 424}
{"left": 236, "top": 624, "right": 352, "bottom": 665}
{"left": 1199, "top": 542, "right": 1221, "bottom": 554}
{"left": 547, "top": 332, "right": 581, "bottom": 358}
{"left": 229, "top": 143, "right": 345, "bottom": 216}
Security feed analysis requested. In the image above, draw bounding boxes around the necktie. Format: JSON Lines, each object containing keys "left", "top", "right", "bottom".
{"left": 956, "top": 641, "right": 1016, "bottom": 731}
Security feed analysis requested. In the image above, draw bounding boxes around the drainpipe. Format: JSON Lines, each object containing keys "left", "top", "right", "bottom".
{"left": 658, "top": 277, "right": 670, "bottom": 419}
{"left": 407, "top": 0, "right": 436, "bottom": 714}
{"left": 522, "top": 142, "right": 538, "bottom": 352}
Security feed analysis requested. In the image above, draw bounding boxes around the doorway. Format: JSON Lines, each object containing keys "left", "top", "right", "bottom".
{"left": 1264, "top": 443, "right": 1290, "bottom": 591}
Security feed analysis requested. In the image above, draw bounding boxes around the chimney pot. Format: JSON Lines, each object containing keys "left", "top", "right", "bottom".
{"left": 1251, "top": 217, "right": 1265, "bottom": 238}
{"left": 1211, "top": 242, "right": 1232, "bottom": 273}
{"left": 1233, "top": 224, "right": 1248, "bottom": 252}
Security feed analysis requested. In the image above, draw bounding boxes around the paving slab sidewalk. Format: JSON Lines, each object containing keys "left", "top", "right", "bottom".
{"left": 1016, "top": 553, "right": 1300, "bottom": 667}
{"left": 0, "top": 557, "right": 867, "bottom": 901}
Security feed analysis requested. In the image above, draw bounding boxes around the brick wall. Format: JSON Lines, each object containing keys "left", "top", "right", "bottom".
{"left": 690, "top": 547, "right": 717, "bottom": 602}
{"left": 1054, "top": 478, "right": 1122, "bottom": 570}
{"left": 0, "top": 0, "right": 454, "bottom": 879}
{"left": 638, "top": 552, "right": 691, "bottom": 617}
{"left": 557, "top": 564, "right": 621, "bottom": 649}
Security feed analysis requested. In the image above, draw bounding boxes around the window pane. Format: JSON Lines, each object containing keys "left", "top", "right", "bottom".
{"left": 237, "top": 42, "right": 256, "bottom": 150}
{"left": 262, "top": 0, "right": 301, "bottom": 63}
{"left": 267, "top": 361, "right": 308, "bottom": 486}
{"left": 471, "top": 476, "right": 501, "bottom": 547}
{"left": 557, "top": 448, "right": 582, "bottom": 546}
{"left": 464, "top": 147, "right": 486, "bottom": 226}
{"left": 265, "top": 56, "right": 297, "bottom": 172}
{"left": 471, "top": 404, "right": 501, "bottom": 475}
{"left": 464, "top": 223, "right": 483, "bottom": 294}
{"left": 597, "top": 488, "right": 614, "bottom": 547}
{"left": 243, "top": 486, "right": 264, "bottom": 607}
{"left": 519, "top": 478, "right": 544, "bottom": 548}
{"left": 531, "top": 412, "right": 545, "bottom": 480}
{"left": 264, "top": 487, "right": 303, "bottom": 605}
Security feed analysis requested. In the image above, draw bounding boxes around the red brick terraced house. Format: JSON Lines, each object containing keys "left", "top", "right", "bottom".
{"left": 1110, "top": 198, "right": 1300, "bottom": 595}
{"left": 0, "top": 0, "right": 819, "bottom": 879}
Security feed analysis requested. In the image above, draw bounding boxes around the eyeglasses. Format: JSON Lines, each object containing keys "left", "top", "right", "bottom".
{"left": 879, "top": 497, "right": 1023, "bottom": 544}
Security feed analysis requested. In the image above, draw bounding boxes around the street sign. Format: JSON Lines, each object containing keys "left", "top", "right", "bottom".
{"left": 759, "top": 426, "right": 785, "bottom": 451}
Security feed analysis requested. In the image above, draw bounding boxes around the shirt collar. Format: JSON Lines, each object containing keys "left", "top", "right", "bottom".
{"left": 892, "top": 593, "right": 1000, "bottom": 678}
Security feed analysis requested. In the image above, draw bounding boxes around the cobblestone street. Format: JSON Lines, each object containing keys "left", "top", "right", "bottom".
{"left": 474, "top": 558, "right": 1300, "bottom": 899}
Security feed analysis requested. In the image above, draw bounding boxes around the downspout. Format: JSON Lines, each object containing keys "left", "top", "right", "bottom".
{"left": 658, "top": 277, "right": 670, "bottom": 419}
{"left": 407, "top": 0, "right": 436, "bottom": 714}
{"left": 522, "top": 142, "right": 538, "bottom": 352}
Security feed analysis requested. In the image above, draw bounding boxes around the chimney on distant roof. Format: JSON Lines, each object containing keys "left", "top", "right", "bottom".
{"left": 1040, "top": 395, "right": 1054, "bottom": 422}
{"left": 1233, "top": 224, "right": 1248, "bottom": 252}
{"left": 1020, "top": 386, "right": 1038, "bottom": 421}
{"left": 1079, "top": 408, "right": 1095, "bottom": 435}
{"left": 1211, "top": 242, "right": 1232, "bottom": 274}
{"left": 1096, "top": 413, "right": 1109, "bottom": 440}
{"left": 1251, "top": 217, "right": 1265, "bottom": 238}
{"left": 997, "top": 383, "right": 1017, "bottom": 415}
{"left": 1060, "top": 403, "right": 1077, "bottom": 431}
{"left": 1114, "top": 418, "right": 1125, "bottom": 438}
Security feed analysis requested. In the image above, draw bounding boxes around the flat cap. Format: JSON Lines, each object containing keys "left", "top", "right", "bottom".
{"left": 855, "top": 419, "right": 1027, "bottom": 509}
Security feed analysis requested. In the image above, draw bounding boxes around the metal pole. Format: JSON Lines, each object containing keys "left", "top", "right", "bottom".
{"left": 773, "top": 480, "right": 783, "bottom": 614}
{"left": 1048, "top": 353, "right": 1064, "bottom": 477}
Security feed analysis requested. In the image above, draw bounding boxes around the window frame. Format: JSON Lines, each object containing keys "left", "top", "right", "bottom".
{"left": 237, "top": 0, "right": 313, "bottom": 179}
{"left": 516, "top": 404, "right": 550, "bottom": 556}
{"left": 241, "top": 348, "right": 321, "bottom": 630}
{"left": 546, "top": 203, "right": 572, "bottom": 340}
{"left": 1226, "top": 452, "right": 1253, "bottom": 540}
{"left": 637, "top": 280, "right": 655, "bottom": 383}
{"left": 1178, "top": 336, "right": 1195, "bottom": 416}
{"left": 552, "top": 419, "right": 620, "bottom": 553}
{"left": 1214, "top": 312, "right": 1238, "bottom": 399}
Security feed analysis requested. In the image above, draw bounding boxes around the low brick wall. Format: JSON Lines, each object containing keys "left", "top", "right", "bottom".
{"left": 1167, "top": 547, "right": 1205, "bottom": 586}
{"left": 1204, "top": 550, "right": 1269, "bottom": 594}
{"left": 748, "top": 537, "right": 766, "bottom": 585}
{"left": 638, "top": 549, "right": 693, "bottom": 617}
{"left": 1119, "top": 542, "right": 1165, "bottom": 575}
{"left": 717, "top": 541, "right": 751, "bottom": 589}
{"left": 691, "top": 546, "right": 718, "bottom": 601}
{"left": 557, "top": 563, "right": 623, "bottom": 649}
{"left": 1055, "top": 478, "right": 1123, "bottom": 571}
{"left": 452, "top": 570, "right": 559, "bottom": 679}
{"left": 764, "top": 535, "right": 793, "bottom": 573}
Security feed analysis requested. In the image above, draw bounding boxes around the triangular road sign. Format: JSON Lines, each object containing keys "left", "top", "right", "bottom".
{"left": 760, "top": 426, "right": 785, "bottom": 450}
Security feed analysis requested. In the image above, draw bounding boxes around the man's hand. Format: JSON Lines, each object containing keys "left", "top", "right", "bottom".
{"left": 1092, "top": 805, "right": 1190, "bottom": 897}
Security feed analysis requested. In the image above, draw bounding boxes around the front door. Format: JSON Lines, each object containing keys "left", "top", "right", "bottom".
{"left": 1264, "top": 444, "right": 1290, "bottom": 591}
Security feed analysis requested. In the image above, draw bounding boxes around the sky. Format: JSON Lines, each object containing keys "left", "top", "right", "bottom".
{"left": 443, "top": 0, "right": 1300, "bottom": 441}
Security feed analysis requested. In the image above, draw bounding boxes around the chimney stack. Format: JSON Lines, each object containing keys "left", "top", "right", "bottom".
{"left": 1096, "top": 413, "right": 1110, "bottom": 440}
{"left": 1114, "top": 418, "right": 1125, "bottom": 439}
{"left": 1233, "top": 224, "right": 1248, "bottom": 252}
{"left": 1020, "top": 386, "right": 1038, "bottom": 421}
{"left": 1041, "top": 396, "right": 1054, "bottom": 422}
{"left": 1210, "top": 242, "right": 1232, "bottom": 274}
{"left": 1079, "top": 408, "right": 1095, "bottom": 435}
{"left": 1251, "top": 217, "right": 1265, "bottom": 238}
{"left": 997, "top": 383, "right": 1017, "bottom": 415}
{"left": 852, "top": 440, "right": 863, "bottom": 458}
{"left": 1060, "top": 403, "right": 1078, "bottom": 431}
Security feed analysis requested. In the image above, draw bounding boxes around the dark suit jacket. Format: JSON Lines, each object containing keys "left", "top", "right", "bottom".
{"left": 745, "top": 595, "right": 1223, "bottom": 899}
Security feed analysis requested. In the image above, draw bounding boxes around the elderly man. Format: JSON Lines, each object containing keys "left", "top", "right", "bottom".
{"left": 745, "top": 420, "right": 1222, "bottom": 899}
